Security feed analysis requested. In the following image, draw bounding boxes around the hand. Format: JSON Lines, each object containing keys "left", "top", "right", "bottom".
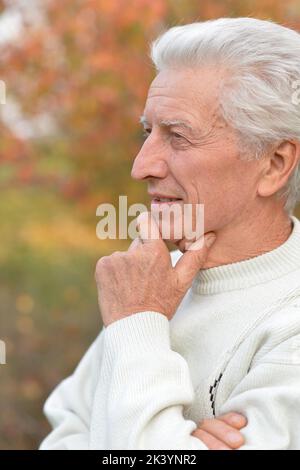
{"left": 95, "top": 212, "right": 216, "bottom": 327}
{"left": 192, "top": 412, "right": 247, "bottom": 450}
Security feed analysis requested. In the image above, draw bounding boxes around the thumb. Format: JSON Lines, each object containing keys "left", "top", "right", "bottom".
{"left": 174, "top": 232, "right": 216, "bottom": 288}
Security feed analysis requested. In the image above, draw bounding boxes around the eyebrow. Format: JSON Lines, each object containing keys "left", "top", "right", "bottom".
{"left": 139, "top": 115, "right": 196, "bottom": 135}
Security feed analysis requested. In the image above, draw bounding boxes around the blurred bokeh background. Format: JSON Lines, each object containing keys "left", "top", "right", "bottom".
{"left": 0, "top": 0, "right": 300, "bottom": 450}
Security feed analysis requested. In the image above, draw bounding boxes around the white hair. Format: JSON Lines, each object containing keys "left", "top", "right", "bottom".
{"left": 150, "top": 17, "right": 300, "bottom": 214}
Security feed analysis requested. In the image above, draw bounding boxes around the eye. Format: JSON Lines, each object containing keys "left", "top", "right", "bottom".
{"left": 142, "top": 128, "right": 151, "bottom": 139}
{"left": 141, "top": 128, "right": 187, "bottom": 143}
{"left": 172, "top": 132, "right": 184, "bottom": 139}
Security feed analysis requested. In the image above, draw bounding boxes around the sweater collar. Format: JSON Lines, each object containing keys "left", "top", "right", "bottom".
{"left": 192, "top": 215, "right": 300, "bottom": 295}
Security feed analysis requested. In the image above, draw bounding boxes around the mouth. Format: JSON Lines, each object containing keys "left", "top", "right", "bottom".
{"left": 149, "top": 193, "right": 183, "bottom": 205}
{"left": 151, "top": 198, "right": 183, "bottom": 205}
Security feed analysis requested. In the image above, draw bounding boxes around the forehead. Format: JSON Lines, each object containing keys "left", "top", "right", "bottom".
{"left": 144, "top": 67, "right": 223, "bottom": 125}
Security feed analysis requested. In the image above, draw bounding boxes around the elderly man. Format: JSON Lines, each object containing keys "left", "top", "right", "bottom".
{"left": 40, "top": 17, "right": 300, "bottom": 450}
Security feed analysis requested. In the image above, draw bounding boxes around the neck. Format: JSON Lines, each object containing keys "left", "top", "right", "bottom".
{"left": 202, "top": 205, "right": 293, "bottom": 269}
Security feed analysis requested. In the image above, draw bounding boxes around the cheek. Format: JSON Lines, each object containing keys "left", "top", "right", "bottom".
{"left": 170, "top": 150, "right": 259, "bottom": 231}
{"left": 203, "top": 168, "right": 260, "bottom": 230}
{"left": 187, "top": 164, "right": 257, "bottom": 224}
{"left": 170, "top": 157, "right": 204, "bottom": 201}
{"left": 170, "top": 150, "right": 229, "bottom": 199}
{"left": 186, "top": 154, "right": 255, "bottom": 197}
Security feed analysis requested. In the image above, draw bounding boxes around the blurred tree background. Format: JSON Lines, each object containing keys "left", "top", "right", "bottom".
{"left": 0, "top": 0, "right": 299, "bottom": 449}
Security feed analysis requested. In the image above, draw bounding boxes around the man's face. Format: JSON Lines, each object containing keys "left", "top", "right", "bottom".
{"left": 131, "top": 67, "right": 264, "bottom": 250}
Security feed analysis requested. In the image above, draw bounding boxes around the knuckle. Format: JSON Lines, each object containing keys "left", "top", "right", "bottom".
{"left": 227, "top": 411, "right": 240, "bottom": 419}
{"left": 95, "top": 256, "right": 110, "bottom": 276}
{"left": 149, "top": 247, "right": 160, "bottom": 259}
{"left": 222, "top": 411, "right": 247, "bottom": 427}
{"left": 224, "top": 430, "right": 244, "bottom": 448}
{"left": 220, "top": 412, "right": 236, "bottom": 422}
{"left": 95, "top": 251, "right": 128, "bottom": 278}
{"left": 111, "top": 250, "right": 122, "bottom": 257}
{"left": 232, "top": 433, "right": 245, "bottom": 446}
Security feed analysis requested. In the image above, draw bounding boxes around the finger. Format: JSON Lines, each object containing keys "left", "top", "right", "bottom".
{"left": 174, "top": 232, "right": 216, "bottom": 288}
{"left": 218, "top": 412, "right": 248, "bottom": 430}
{"left": 128, "top": 237, "right": 142, "bottom": 252}
{"left": 136, "top": 212, "right": 171, "bottom": 259}
{"left": 137, "top": 211, "right": 161, "bottom": 244}
{"left": 198, "top": 418, "right": 245, "bottom": 449}
{"left": 192, "top": 428, "right": 231, "bottom": 450}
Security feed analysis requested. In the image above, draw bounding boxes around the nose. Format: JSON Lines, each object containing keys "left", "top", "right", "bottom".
{"left": 131, "top": 139, "right": 168, "bottom": 181}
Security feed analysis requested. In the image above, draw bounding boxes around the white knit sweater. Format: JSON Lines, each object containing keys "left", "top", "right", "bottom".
{"left": 40, "top": 215, "right": 300, "bottom": 450}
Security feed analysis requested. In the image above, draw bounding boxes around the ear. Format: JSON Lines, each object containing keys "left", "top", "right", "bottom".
{"left": 257, "top": 140, "right": 300, "bottom": 198}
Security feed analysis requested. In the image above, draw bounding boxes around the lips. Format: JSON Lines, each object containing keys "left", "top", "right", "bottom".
{"left": 151, "top": 198, "right": 183, "bottom": 208}
{"left": 152, "top": 197, "right": 182, "bottom": 203}
{"left": 148, "top": 192, "right": 183, "bottom": 204}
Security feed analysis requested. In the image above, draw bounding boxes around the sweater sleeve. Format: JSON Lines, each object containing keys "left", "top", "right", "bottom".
{"left": 89, "top": 311, "right": 208, "bottom": 450}
{"left": 39, "top": 329, "right": 105, "bottom": 450}
{"left": 218, "top": 334, "right": 300, "bottom": 450}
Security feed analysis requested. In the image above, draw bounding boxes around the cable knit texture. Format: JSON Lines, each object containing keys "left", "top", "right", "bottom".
{"left": 40, "top": 215, "right": 300, "bottom": 450}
